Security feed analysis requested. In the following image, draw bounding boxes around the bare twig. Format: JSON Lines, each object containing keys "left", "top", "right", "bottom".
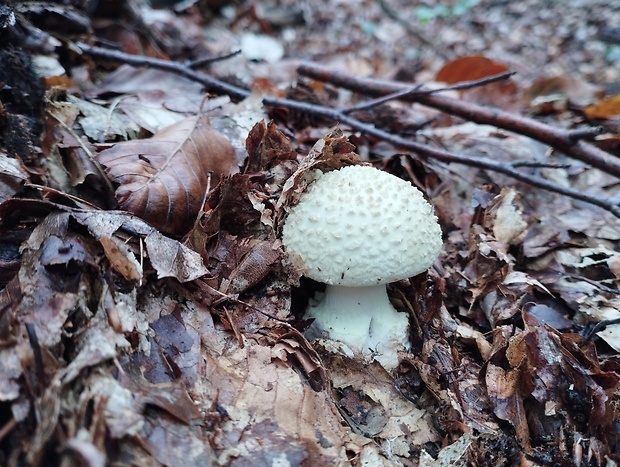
{"left": 342, "top": 85, "right": 423, "bottom": 113}
{"left": 78, "top": 42, "right": 248, "bottom": 101}
{"left": 262, "top": 98, "right": 620, "bottom": 217}
{"left": 76, "top": 44, "right": 620, "bottom": 218}
{"left": 297, "top": 62, "right": 620, "bottom": 179}
{"left": 186, "top": 49, "right": 242, "bottom": 68}
{"left": 584, "top": 316, "right": 620, "bottom": 343}
{"left": 565, "top": 126, "right": 605, "bottom": 143}
{"left": 343, "top": 70, "right": 515, "bottom": 113}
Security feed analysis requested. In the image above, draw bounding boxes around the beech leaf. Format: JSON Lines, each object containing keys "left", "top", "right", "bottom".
{"left": 436, "top": 55, "right": 511, "bottom": 85}
{"left": 96, "top": 114, "right": 237, "bottom": 235}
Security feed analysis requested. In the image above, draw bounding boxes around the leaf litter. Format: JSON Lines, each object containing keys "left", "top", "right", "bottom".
{"left": 0, "top": 1, "right": 619, "bottom": 466}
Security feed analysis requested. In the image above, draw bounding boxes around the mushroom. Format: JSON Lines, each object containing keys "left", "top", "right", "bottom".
{"left": 282, "top": 165, "right": 442, "bottom": 370}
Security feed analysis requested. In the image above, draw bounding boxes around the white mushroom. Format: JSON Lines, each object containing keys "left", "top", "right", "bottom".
{"left": 282, "top": 165, "right": 442, "bottom": 370}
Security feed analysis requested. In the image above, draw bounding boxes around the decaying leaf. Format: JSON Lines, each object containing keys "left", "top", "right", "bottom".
{"left": 489, "top": 188, "right": 528, "bottom": 245}
{"left": 73, "top": 208, "right": 209, "bottom": 282}
{"left": 484, "top": 311, "right": 620, "bottom": 455}
{"left": 199, "top": 329, "right": 351, "bottom": 465}
{"left": 0, "top": 153, "right": 29, "bottom": 203}
{"left": 99, "top": 235, "right": 142, "bottom": 282}
{"left": 485, "top": 362, "right": 531, "bottom": 450}
{"left": 97, "top": 114, "right": 237, "bottom": 235}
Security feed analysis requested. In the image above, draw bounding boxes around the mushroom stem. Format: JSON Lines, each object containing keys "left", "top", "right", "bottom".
{"left": 305, "top": 284, "right": 411, "bottom": 369}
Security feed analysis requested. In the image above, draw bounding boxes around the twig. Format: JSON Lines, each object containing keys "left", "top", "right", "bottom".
{"left": 262, "top": 97, "right": 620, "bottom": 217}
{"left": 186, "top": 49, "right": 242, "bottom": 68}
{"left": 76, "top": 44, "right": 620, "bottom": 218}
{"left": 511, "top": 161, "right": 572, "bottom": 169}
{"left": 195, "top": 279, "right": 294, "bottom": 323}
{"left": 565, "top": 126, "right": 605, "bottom": 143}
{"left": 584, "top": 316, "right": 620, "bottom": 343}
{"left": 342, "top": 85, "right": 424, "bottom": 113}
{"left": 343, "top": 71, "right": 515, "bottom": 113}
{"left": 297, "top": 62, "right": 620, "bottom": 179}
{"left": 77, "top": 42, "right": 248, "bottom": 101}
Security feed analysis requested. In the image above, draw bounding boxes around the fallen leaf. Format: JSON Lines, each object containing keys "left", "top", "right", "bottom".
{"left": 97, "top": 114, "right": 237, "bottom": 235}
{"left": 524, "top": 75, "right": 603, "bottom": 111}
{"left": 435, "top": 55, "right": 518, "bottom": 109}
{"left": 144, "top": 230, "right": 208, "bottom": 282}
{"left": 485, "top": 363, "right": 531, "bottom": 450}
{"left": 66, "top": 94, "right": 139, "bottom": 142}
{"left": 436, "top": 55, "right": 511, "bottom": 85}
{"left": 99, "top": 236, "right": 143, "bottom": 282}
{"left": 0, "top": 153, "right": 29, "bottom": 203}
{"left": 489, "top": 188, "right": 527, "bottom": 245}
{"left": 584, "top": 94, "right": 620, "bottom": 119}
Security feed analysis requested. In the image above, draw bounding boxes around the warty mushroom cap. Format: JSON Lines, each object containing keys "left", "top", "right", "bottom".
{"left": 282, "top": 165, "right": 442, "bottom": 286}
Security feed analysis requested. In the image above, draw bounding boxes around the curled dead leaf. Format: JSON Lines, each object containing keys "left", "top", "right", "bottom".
{"left": 97, "top": 114, "right": 237, "bottom": 236}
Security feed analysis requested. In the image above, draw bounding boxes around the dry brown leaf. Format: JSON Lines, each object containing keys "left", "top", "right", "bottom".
{"left": 485, "top": 363, "right": 531, "bottom": 450}
{"left": 99, "top": 235, "right": 143, "bottom": 282}
{"left": 97, "top": 114, "right": 237, "bottom": 235}
{"left": 144, "top": 230, "right": 208, "bottom": 282}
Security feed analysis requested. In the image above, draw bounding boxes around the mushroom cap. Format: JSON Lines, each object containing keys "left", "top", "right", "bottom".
{"left": 282, "top": 165, "right": 442, "bottom": 286}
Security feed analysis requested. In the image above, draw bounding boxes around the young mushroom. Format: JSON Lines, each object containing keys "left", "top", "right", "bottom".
{"left": 282, "top": 165, "right": 442, "bottom": 370}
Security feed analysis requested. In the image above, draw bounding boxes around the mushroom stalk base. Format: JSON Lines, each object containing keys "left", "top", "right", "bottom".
{"left": 304, "top": 284, "right": 411, "bottom": 370}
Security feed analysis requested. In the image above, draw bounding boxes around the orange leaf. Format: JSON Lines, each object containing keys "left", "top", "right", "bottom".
{"left": 435, "top": 55, "right": 518, "bottom": 110}
{"left": 97, "top": 115, "right": 237, "bottom": 235}
{"left": 436, "top": 55, "right": 510, "bottom": 85}
{"left": 585, "top": 94, "right": 620, "bottom": 119}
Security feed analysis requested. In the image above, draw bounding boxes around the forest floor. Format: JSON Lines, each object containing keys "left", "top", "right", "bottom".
{"left": 0, "top": 0, "right": 619, "bottom": 466}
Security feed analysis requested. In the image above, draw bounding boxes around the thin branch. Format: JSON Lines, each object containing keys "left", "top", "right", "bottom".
{"left": 78, "top": 42, "right": 248, "bottom": 101}
{"left": 342, "top": 85, "right": 424, "bottom": 113}
{"left": 428, "top": 71, "right": 517, "bottom": 92}
{"left": 262, "top": 97, "right": 620, "bottom": 217}
{"left": 584, "top": 316, "right": 620, "bottom": 343}
{"left": 76, "top": 44, "right": 620, "bottom": 218}
{"left": 511, "top": 161, "right": 572, "bottom": 169}
{"left": 185, "top": 49, "right": 241, "bottom": 68}
{"left": 297, "top": 62, "right": 620, "bottom": 179}
{"left": 343, "top": 70, "right": 515, "bottom": 113}
{"left": 565, "top": 126, "right": 605, "bottom": 143}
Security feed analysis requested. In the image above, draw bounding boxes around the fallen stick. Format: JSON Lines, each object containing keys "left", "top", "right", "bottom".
{"left": 76, "top": 43, "right": 620, "bottom": 218}
{"left": 297, "top": 62, "right": 620, "bottom": 179}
